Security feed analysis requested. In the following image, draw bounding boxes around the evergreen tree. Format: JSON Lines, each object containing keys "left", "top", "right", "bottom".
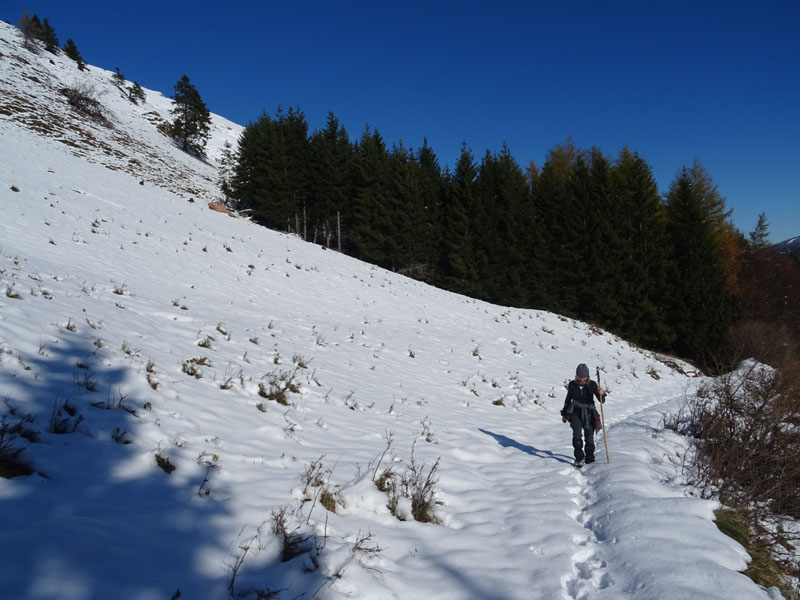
{"left": 170, "top": 75, "right": 211, "bottom": 155}
{"left": 276, "top": 106, "right": 312, "bottom": 238}
{"left": 473, "top": 144, "right": 534, "bottom": 305}
{"left": 664, "top": 168, "right": 731, "bottom": 358}
{"left": 748, "top": 212, "right": 770, "bottom": 250}
{"left": 62, "top": 38, "right": 85, "bottom": 70}
{"left": 229, "top": 111, "right": 274, "bottom": 225}
{"left": 439, "top": 142, "right": 480, "bottom": 295}
{"left": 348, "top": 126, "right": 392, "bottom": 265}
{"left": 42, "top": 18, "right": 59, "bottom": 53}
{"left": 309, "top": 112, "right": 353, "bottom": 248}
{"left": 217, "top": 141, "right": 238, "bottom": 200}
{"left": 413, "top": 139, "right": 446, "bottom": 282}
{"left": 387, "top": 141, "right": 422, "bottom": 272}
{"left": 610, "top": 147, "right": 674, "bottom": 347}
{"left": 533, "top": 139, "right": 582, "bottom": 314}
{"left": 113, "top": 66, "right": 126, "bottom": 86}
{"left": 128, "top": 82, "right": 146, "bottom": 104}
{"left": 229, "top": 107, "right": 312, "bottom": 234}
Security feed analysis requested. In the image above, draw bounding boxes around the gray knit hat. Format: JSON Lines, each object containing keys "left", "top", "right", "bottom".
{"left": 576, "top": 363, "right": 590, "bottom": 378}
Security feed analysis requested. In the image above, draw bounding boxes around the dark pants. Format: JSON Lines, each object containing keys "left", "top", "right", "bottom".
{"left": 569, "top": 410, "right": 595, "bottom": 463}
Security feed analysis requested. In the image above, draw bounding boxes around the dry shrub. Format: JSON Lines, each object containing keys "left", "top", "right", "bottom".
{"left": 666, "top": 358, "right": 800, "bottom": 592}
{"left": 724, "top": 320, "right": 797, "bottom": 369}
{"left": 61, "top": 84, "right": 110, "bottom": 124}
{"left": 677, "top": 361, "right": 800, "bottom": 518}
{"left": 372, "top": 436, "right": 441, "bottom": 523}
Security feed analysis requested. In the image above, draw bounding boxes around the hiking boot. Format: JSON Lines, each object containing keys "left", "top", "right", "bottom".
{"left": 575, "top": 459, "right": 585, "bottom": 468}
{"left": 585, "top": 456, "right": 595, "bottom": 464}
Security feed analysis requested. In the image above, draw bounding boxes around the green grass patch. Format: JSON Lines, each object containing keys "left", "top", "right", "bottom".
{"left": 714, "top": 508, "right": 788, "bottom": 594}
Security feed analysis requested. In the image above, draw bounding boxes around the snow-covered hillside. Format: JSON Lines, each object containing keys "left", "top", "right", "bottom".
{"left": 0, "top": 22, "right": 783, "bottom": 600}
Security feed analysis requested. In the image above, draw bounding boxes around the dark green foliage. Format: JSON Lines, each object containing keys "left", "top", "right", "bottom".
{"left": 608, "top": 148, "right": 674, "bottom": 347}
{"left": 349, "top": 126, "right": 392, "bottom": 265}
{"left": 748, "top": 213, "right": 770, "bottom": 250}
{"left": 308, "top": 112, "right": 353, "bottom": 249}
{"left": 473, "top": 144, "right": 535, "bottom": 305}
{"left": 228, "top": 104, "right": 755, "bottom": 363}
{"left": 230, "top": 107, "right": 310, "bottom": 231}
{"left": 41, "top": 18, "right": 58, "bottom": 53}
{"left": 438, "top": 143, "right": 480, "bottom": 295}
{"left": 532, "top": 139, "right": 582, "bottom": 313}
{"left": 62, "top": 38, "right": 85, "bottom": 70}
{"left": 128, "top": 81, "right": 146, "bottom": 105}
{"left": 112, "top": 66, "right": 126, "bottom": 86}
{"left": 664, "top": 168, "right": 730, "bottom": 358}
{"left": 170, "top": 75, "right": 211, "bottom": 155}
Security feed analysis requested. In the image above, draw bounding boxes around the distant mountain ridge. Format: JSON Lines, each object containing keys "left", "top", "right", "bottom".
{"left": 772, "top": 236, "right": 800, "bottom": 258}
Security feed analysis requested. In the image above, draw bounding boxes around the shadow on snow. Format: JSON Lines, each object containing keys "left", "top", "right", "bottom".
{"left": 0, "top": 328, "right": 325, "bottom": 599}
{"left": 479, "top": 429, "right": 573, "bottom": 465}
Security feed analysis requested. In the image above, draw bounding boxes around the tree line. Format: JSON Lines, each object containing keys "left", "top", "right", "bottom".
{"left": 222, "top": 106, "right": 799, "bottom": 367}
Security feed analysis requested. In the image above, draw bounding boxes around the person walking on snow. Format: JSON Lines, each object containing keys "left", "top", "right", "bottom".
{"left": 561, "top": 363, "right": 605, "bottom": 467}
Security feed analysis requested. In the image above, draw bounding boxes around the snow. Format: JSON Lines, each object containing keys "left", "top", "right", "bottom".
{"left": 0, "top": 22, "right": 785, "bottom": 600}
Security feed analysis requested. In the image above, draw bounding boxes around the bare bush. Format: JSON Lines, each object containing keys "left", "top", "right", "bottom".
{"left": 371, "top": 434, "right": 441, "bottom": 523}
{"left": 271, "top": 505, "right": 311, "bottom": 562}
{"left": 49, "top": 399, "right": 83, "bottom": 434}
{"left": 61, "top": 84, "right": 111, "bottom": 124}
{"left": 724, "top": 320, "right": 796, "bottom": 370}
{"left": 0, "top": 415, "right": 36, "bottom": 478}
{"left": 258, "top": 367, "right": 302, "bottom": 406}
{"left": 669, "top": 362, "right": 800, "bottom": 516}
{"left": 665, "top": 359, "right": 800, "bottom": 589}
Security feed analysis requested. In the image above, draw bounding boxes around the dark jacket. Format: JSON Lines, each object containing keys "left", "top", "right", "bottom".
{"left": 561, "top": 379, "right": 604, "bottom": 419}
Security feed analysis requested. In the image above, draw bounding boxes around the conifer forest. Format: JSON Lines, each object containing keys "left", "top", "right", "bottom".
{"left": 223, "top": 108, "right": 799, "bottom": 369}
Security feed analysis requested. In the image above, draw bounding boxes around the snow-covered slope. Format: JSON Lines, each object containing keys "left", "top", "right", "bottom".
{"left": 0, "top": 22, "right": 781, "bottom": 600}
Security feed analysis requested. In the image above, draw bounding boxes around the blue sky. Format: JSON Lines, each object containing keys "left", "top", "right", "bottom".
{"left": 4, "top": 0, "right": 798, "bottom": 242}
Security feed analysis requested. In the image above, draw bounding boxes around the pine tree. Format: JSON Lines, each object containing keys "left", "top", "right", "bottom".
{"left": 228, "top": 107, "right": 312, "bottom": 234}
{"left": 128, "top": 82, "right": 146, "bottom": 105}
{"left": 217, "top": 141, "right": 237, "bottom": 200}
{"left": 664, "top": 168, "right": 731, "bottom": 359}
{"left": 229, "top": 111, "right": 274, "bottom": 225}
{"left": 170, "top": 75, "right": 211, "bottom": 155}
{"left": 113, "top": 67, "right": 126, "bottom": 86}
{"left": 748, "top": 212, "right": 770, "bottom": 250}
{"left": 473, "top": 144, "right": 534, "bottom": 305}
{"left": 277, "top": 106, "right": 312, "bottom": 238}
{"left": 439, "top": 142, "right": 479, "bottom": 295}
{"left": 413, "top": 139, "right": 445, "bottom": 281}
{"left": 62, "top": 38, "right": 85, "bottom": 70}
{"left": 533, "top": 139, "right": 582, "bottom": 314}
{"left": 349, "top": 126, "right": 392, "bottom": 265}
{"left": 610, "top": 147, "right": 674, "bottom": 348}
{"left": 308, "top": 112, "right": 353, "bottom": 249}
{"left": 42, "top": 18, "right": 59, "bottom": 53}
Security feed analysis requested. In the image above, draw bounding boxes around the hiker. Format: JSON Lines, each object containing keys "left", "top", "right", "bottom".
{"left": 560, "top": 363, "right": 605, "bottom": 467}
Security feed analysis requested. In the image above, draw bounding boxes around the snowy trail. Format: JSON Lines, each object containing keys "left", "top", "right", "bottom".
{"left": 563, "top": 467, "right": 612, "bottom": 600}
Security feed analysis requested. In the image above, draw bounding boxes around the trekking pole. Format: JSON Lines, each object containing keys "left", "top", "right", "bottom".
{"left": 597, "top": 367, "right": 610, "bottom": 464}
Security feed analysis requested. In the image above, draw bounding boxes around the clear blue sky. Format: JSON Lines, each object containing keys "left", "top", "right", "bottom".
{"left": 4, "top": 0, "right": 798, "bottom": 242}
